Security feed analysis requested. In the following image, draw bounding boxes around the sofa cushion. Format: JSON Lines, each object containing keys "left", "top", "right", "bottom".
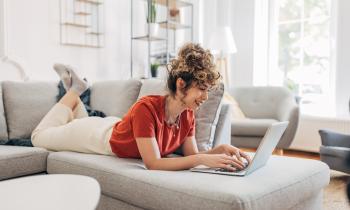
{"left": 0, "top": 84, "right": 8, "bottom": 141}
{"left": 2, "top": 81, "right": 58, "bottom": 139}
{"left": 90, "top": 80, "right": 142, "bottom": 118}
{"left": 137, "top": 79, "right": 224, "bottom": 151}
{"left": 0, "top": 145, "right": 49, "bottom": 180}
{"left": 231, "top": 118, "right": 279, "bottom": 137}
{"left": 47, "top": 152, "right": 330, "bottom": 210}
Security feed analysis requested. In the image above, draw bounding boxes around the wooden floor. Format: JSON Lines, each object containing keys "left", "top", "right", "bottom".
{"left": 240, "top": 148, "right": 321, "bottom": 160}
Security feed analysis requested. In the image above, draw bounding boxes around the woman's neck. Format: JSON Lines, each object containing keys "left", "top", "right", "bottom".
{"left": 165, "top": 95, "right": 186, "bottom": 124}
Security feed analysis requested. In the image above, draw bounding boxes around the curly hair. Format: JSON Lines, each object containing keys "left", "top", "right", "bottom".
{"left": 166, "top": 43, "right": 221, "bottom": 96}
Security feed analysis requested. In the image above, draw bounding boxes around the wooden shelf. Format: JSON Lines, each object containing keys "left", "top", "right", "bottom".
{"left": 132, "top": 36, "right": 166, "bottom": 41}
{"left": 143, "top": 0, "right": 191, "bottom": 8}
{"left": 62, "top": 22, "right": 90, "bottom": 28}
{"left": 88, "top": 32, "right": 104, "bottom": 35}
{"left": 76, "top": 0, "right": 103, "bottom": 5}
{"left": 62, "top": 42, "right": 102, "bottom": 48}
{"left": 75, "top": 11, "right": 92, "bottom": 16}
{"left": 159, "top": 21, "right": 191, "bottom": 30}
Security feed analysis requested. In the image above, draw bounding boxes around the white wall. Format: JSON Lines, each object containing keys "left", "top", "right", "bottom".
{"left": 334, "top": 0, "right": 350, "bottom": 117}
{"left": 2, "top": 0, "right": 131, "bottom": 82}
{"left": 0, "top": 0, "right": 5, "bottom": 57}
{"left": 229, "top": 0, "right": 255, "bottom": 87}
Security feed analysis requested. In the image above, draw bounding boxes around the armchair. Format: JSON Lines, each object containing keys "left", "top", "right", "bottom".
{"left": 227, "top": 86, "right": 299, "bottom": 152}
{"left": 319, "top": 129, "right": 350, "bottom": 174}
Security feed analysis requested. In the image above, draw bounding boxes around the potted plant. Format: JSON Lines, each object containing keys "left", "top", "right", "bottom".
{"left": 146, "top": 0, "right": 158, "bottom": 37}
{"left": 150, "top": 62, "right": 160, "bottom": 78}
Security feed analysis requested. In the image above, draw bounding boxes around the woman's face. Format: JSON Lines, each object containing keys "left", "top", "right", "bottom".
{"left": 179, "top": 82, "right": 210, "bottom": 110}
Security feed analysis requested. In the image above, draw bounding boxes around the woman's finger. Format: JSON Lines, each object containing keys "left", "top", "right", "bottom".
{"left": 234, "top": 150, "right": 243, "bottom": 162}
{"left": 219, "top": 164, "right": 236, "bottom": 172}
{"left": 228, "top": 159, "right": 244, "bottom": 169}
{"left": 240, "top": 151, "right": 252, "bottom": 164}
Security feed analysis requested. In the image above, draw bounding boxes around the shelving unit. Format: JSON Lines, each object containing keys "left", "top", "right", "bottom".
{"left": 130, "top": 0, "right": 193, "bottom": 78}
{"left": 60, "top": 0, "right": 104, "bottom": 48}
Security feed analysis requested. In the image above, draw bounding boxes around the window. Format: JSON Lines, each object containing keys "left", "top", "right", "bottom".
{"left": 271, "top": 0, "right": 333, "bottom": 116}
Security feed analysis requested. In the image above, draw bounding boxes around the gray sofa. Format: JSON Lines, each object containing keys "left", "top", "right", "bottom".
{"left": 228, "top": 86, "right": 299, "bottom": 150}
{"left": 0, "top": 80, "right": 330, "bottom": 210}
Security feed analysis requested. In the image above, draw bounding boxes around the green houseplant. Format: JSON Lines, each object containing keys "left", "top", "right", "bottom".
{"left": 146, "top": 0, "right": 159, "bottom": 37}
{"left": 150, "top": 62, "right": 160, "bottom": 78}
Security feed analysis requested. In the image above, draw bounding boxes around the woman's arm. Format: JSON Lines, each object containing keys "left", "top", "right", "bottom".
{"left": 136, "top": 137, "right": 199, "bottom": 170}
{"left": 182, "top": 136, "right": 252, "bottom": 164}
{"left": 182, "top": 136, "right": 229, "bottom": 155}
{"left": 136, "top": 137, "right": 244, "bottom": 171}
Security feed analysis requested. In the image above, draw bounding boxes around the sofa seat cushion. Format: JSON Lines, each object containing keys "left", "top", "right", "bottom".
{"left": 231, "top": 119, "right": 279, "bottom": 137}
{"left": 0, "top": 146, "right": 49, "bottom": 180}
{"left": 320, "top": 145, "right": 350, "bottom": 158}
{"left": 47, "top": 152, "right": 329, "bottom": 210}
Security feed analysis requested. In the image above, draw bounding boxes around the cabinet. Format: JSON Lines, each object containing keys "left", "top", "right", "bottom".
{"left": 130, "top": 0, "right": 193, "bottom": 78}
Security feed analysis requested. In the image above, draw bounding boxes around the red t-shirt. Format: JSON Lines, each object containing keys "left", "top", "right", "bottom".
{"left": 109, "top": 95, "right": 195, "bottom": 158}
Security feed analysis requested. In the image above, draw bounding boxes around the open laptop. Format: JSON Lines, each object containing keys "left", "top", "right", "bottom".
{"left": 190, "top": 121, "right": 289, "bottom": 176}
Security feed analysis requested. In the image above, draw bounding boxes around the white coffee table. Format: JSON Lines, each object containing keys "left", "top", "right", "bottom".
{"left": 0, "top": 174, "right": 101, "bottom": 210}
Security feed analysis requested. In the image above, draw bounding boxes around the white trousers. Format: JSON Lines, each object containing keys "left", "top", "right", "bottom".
{"left": 31, "top": 101, "right": 121, "bottom": 155}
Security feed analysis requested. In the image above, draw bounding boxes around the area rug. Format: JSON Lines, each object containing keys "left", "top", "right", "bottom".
{"left": 323, "top": 170, "right": 350, "bottom": 209}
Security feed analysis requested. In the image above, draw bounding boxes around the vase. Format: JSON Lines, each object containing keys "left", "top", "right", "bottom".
{"left": 146, "top": 23, "right": 159, "bottom": 37}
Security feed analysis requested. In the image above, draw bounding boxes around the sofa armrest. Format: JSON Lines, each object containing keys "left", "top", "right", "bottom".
{"left": 319, "top": 129, "right": 350, "bottom": 148}
{"left": 276, "top": 98, "right": 300, "bottom": 148}
{"left": 212, "top": 104, "right": 231, "bottom": 147}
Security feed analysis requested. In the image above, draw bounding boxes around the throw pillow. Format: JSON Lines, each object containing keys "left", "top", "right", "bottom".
{"left": 0, "top": 83, "right": 8, "bottom": 141}
{"left": 2, "top": 81, "right": 58, "bottom": 139}
{"left": 223, "top": 92, "right": 246, "bottom": 120}
{"left": 195, "top": 83, "right": 224, "bottom": 151}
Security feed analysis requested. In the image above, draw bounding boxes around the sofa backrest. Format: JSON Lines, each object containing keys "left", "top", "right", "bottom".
{"left": 90, "top": 80, "right": 142, "bottom": 118}
{"left": 2, "top": 81, "right": 58, "bottom": 139}
{"left": 229, "top": 86, "right": 293, "bottom": 119}
{"left": 0, "top": 79, "right": 226, "bottom": 151}
{"left": 0, "top": 84, "right": 8, "bottom": 141}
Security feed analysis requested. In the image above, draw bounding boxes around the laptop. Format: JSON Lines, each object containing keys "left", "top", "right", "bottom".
{"left": 190, "top": 121, "right": 289, "bottom": 176}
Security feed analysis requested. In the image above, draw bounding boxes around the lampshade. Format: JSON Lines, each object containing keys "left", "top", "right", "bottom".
{"left": 208, "top": 26, "right": 237, "bottom": 55}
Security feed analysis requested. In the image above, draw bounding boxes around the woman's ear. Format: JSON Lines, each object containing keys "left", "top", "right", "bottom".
{"left": 176, "top": 78, "right": 185, "bottom": 89}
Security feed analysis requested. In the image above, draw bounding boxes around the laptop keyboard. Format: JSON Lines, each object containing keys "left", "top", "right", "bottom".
{"left": 215, "top": 168, "right": 243, "bottom": 173}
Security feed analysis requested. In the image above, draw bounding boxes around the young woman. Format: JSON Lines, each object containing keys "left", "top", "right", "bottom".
{"left": 32, "top": 43, "right": 251, "bottom": 171}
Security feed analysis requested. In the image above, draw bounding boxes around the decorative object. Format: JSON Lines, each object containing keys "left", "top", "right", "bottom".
{"left": 169, "top": 7, "right": 180, "bottom": 23}
{"left": 59, "top": 0, "right": 104, "bottom": 48}
{"left": 208, "top": 26, "right": 237, "bottom": 87}
{"left": 150, "top": 62, "right": 160, "bottom": 78}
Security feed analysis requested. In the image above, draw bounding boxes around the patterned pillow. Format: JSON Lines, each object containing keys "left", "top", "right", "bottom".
{"left": 194, "top": 83, "right": 224, "bottom": 151}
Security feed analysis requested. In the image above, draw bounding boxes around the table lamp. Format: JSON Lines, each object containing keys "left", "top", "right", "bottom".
{"left": 208, "top": 26, "right": 237, "bottom": 86}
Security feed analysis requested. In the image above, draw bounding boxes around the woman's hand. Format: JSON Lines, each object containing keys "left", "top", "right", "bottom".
{"left": 212, "top": 144, "right": 252, "bottom": 166}
{"left": 197, "top": 153, "right": 246, "bottom": 171}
